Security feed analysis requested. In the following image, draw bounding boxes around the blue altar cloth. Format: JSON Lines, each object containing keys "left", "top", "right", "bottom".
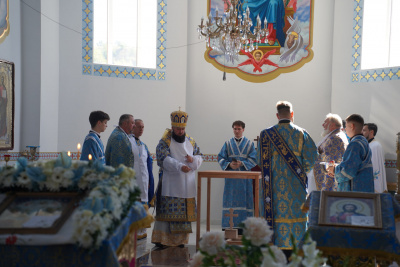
{"left": 301, "top": 191, "right": 400, "bottom": 262}
{"left": 0, "top": 201, "right": 151, "bottom": 267}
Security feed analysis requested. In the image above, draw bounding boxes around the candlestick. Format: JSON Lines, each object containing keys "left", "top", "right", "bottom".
{"left": 4, "top": 154, "right": 10, "bottom": 167}
{"left": 77, "top": 143, "right": 81, "bottom": 159}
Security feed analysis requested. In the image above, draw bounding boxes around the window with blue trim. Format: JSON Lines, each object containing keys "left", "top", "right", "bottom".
{"left": 82, "top": 0, "right": 167, "bottom": 80}
{"left": 351, "top": 0, "right": 400, "bottom": 82}
{"left": 361, "top": 0, "right": 400, "bottom": 70}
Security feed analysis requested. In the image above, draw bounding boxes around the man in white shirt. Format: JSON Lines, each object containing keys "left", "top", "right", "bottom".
{"left": 129, "top": 119, "right": 154, "bottom": 239}
{"left": 151, "top": 109, "right": 203, "bottom": 248}
{"left": 362, "top": 123, "right": 387, "bottom": 193}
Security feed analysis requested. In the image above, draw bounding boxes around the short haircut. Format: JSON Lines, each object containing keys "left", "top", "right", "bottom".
{"left": 119, "top": 114, "right": 133, "bottom": 126}
{"left": 89, "top": 111, "right": 110, "bottom": 128}
{"left": 232, "top": 120, "right": 245, "bottom": 129}
{"left": 326, "top": 113, "right": 342, "bottom": 128}
{"left": 346, "top": 114, "right": 364, "bottom": 131}
{"left": 342, "top": 120, "right": 346, "bottom": 129}
{"left": 135, "top": 119, "right": 143, "bottom": 123}
{"left": 276, "top": 101, "right": 293, "bottom": 116}
{"left": 364, "top": 123, "right": 378, "bottom": 136}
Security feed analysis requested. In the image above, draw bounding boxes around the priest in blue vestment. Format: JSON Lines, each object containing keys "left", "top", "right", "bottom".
{"left": 243, "top": 0, "right": 286, "bottom": 46}
{"left": 80, "top": 110, "right": 110, "bottom": 164}
{"left": 105, "top": 114, "right": 135, "bottom": 168}
{"left": 327, "top": 114, "right": 374, "bottom": 192}
{"left": 218, "top": 120, "right": 257, "bottom": 230}
{"left": 257, "top": 101, "right": 317, "bottom": 255}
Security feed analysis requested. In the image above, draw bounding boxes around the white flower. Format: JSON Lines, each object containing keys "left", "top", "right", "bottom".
{"left": 264, "top": 175, "right": 269, "bottom": 181}
{"left": 189, "top": 252, "right": 204, "bottom": 267}
{"left": 265, "top": 197, "right": 271, "bottom": 203}
{"left": 199, "top": 232, "right": 225, "bottom": 255}
{"left": 297, "top": 168, "right": 301, "bottom": 174}
{"left": 301, "top": 240, "right": 327, "bottom": 267}
{"left": 79, "top": 231, "right": 94, "bottom": 248}
{"left": 17, "top": 172, "right": 31, "bottom": 185}
{"left": 51, "top": 172, "right": 63, "bottom": 183}
{"left": 2, "top": 173, "right": 14, "bottom": 187}
{"left": 53, "top": 166, "right": 64, "bottom": 175}
{"left": 266, "top": 246, "right": 287, "bottom": 265}
{"left": 45, "top": 179, "right": 61, "bottom": 191}
{"left": 63, "top": 170, "right": 74, "bottom": 180}
{"left": 243, "top": 217, "right": 273, "bottom": 246}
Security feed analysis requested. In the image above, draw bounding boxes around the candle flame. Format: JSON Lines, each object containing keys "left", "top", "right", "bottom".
{"left": 77, "top": 143, "right": 81, "bottom": 151}
{"left": 88, "top": 154, "right": 92, "bottom": 160}
{"left": 67, "top": 151, "right": 71, "bottom": 157}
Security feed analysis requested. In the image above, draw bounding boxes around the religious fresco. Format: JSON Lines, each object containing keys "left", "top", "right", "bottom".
{"left": 0, "top": 0, "right": 10, "bottom": 44}
{"left": 203, "top": 0, "right": 314, "bottom": 82}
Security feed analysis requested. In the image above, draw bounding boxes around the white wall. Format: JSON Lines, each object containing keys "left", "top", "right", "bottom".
{"left": 331, "top": 0, "right": 400, "bottom": 183}
{"left": 40, "top": 0, "right": 59, "bottom": 152}
{"left": 187, "top": 0, "right": 336, "bottom": 223}
{"left": 21, "top": 0, "right": 41, "bottom": 150}
{"left": 0, "top": 0, "right": 21, "bottom": 152}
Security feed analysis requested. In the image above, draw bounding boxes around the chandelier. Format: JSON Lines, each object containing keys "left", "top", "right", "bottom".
{"left": 197, "top": 0, "right": 269, "bottom": 64}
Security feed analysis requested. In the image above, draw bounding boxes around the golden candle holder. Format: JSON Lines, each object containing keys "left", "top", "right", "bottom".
{"left": 4, "top": 154, "right": 10, "bottom": 166}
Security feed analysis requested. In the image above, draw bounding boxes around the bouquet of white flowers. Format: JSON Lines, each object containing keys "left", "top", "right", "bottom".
{"left": 190, "top": 217, "right": 328, "bottom": 267}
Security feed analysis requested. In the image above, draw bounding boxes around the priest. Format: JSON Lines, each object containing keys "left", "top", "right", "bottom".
{"left": 151, "top": 109, "right": 203, "bottom": 248}
{"left": 257, "top": 101, "right": 317, "bottom": 257}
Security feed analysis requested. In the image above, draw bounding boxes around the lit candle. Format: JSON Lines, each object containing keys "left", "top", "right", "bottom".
{"left": 77, "top": 143, "right": 81, "bottom": 151}
{"left": 88, "top": 154, "right": 92, "bottom": 161}
{"left": 67, "top": 151, "right": 71, "bottom": 157}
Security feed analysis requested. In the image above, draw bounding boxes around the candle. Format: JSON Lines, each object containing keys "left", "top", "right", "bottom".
{"left": 88, "top": 154, "right": 92, "bottom": 161}
{"left": 67, "top": 151, "right": 71, "bottom": 157}
{"left": 77, "top": 143, "right": 81, "bottom": 151}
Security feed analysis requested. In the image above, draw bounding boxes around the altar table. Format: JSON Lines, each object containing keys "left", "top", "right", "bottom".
{"left": 196, "top": 170, "right": 262, "bottom": 248}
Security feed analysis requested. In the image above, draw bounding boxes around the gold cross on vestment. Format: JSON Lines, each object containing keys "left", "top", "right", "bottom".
{"left": 224, "top": 208, "right": 238, "bottom": 230}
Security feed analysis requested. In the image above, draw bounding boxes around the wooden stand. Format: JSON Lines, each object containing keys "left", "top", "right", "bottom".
{"left": 196, "top": 170, "right": 262, "bottom": 249}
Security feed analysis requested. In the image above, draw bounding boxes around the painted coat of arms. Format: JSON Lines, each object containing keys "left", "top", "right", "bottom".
{"left": 199, "top": 0, "right": 314, "bottom": 82}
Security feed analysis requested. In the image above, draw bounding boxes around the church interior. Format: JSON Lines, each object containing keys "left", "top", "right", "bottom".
{"left": 1, "top": 0, "right": 400, "bottom": 266}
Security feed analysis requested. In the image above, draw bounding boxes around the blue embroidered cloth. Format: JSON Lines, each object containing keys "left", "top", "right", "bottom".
{"left": 301, "top": 191, "right": 400, "bottom": 262}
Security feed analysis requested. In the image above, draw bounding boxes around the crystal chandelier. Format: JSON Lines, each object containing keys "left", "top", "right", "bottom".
{"left": 197, "top": 0, "right": 269, "bottom": 64}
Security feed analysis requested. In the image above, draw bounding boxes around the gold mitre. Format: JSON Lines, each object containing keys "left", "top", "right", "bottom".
{"left": 170, "top": 108, "right": 189, "bottom": 127}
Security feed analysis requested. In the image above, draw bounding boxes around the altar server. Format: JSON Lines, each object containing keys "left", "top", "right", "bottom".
{"left": 218, "top": 120, "right": 257, "bottom": 230}
{"left": 362, "top": 123, "right": 387, "bottom": 193}
{"left": 151, "top": 109, "right": 203, "bottom": 248}
{"left": 80, "top": 110, "right": 110, "bottom": 164}
{"left": 327, "top": 114, "right": 374, "bottom": 192}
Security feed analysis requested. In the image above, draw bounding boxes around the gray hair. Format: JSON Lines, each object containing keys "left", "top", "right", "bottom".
{"left": 118, "top": 114, "right": 133, "bottom": 126}
{"left": 326, "top": 113, "right": 342, "bottom": 128}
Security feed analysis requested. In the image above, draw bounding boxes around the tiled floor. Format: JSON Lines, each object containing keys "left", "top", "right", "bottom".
{"left": 135, "top": 222, "right": 221, "bottom": 267}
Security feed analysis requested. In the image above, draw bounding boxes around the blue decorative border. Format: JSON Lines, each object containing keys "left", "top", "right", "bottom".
{"left": 82, "top": 0, "right": 167, "bottom": 80}
{"left": 351, "top": 0, "right": 400, "bottom": 82}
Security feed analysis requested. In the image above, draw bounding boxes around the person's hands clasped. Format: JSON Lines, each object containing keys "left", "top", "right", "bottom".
{"left": 181, "top": 165, "right": 192, "bottom": 173}
{"left": 230, "top": 161, "right": 240, "bottom": 170}
{"left": 185, "top": 154, "right": 193, "bottom": 163}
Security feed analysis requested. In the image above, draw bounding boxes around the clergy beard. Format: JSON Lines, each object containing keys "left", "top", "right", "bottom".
{"left": 172, "top": 131, "right": 186, "bottom": 143}
{"left": 321, "top": 123, "right": 331, "bottom": 137}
